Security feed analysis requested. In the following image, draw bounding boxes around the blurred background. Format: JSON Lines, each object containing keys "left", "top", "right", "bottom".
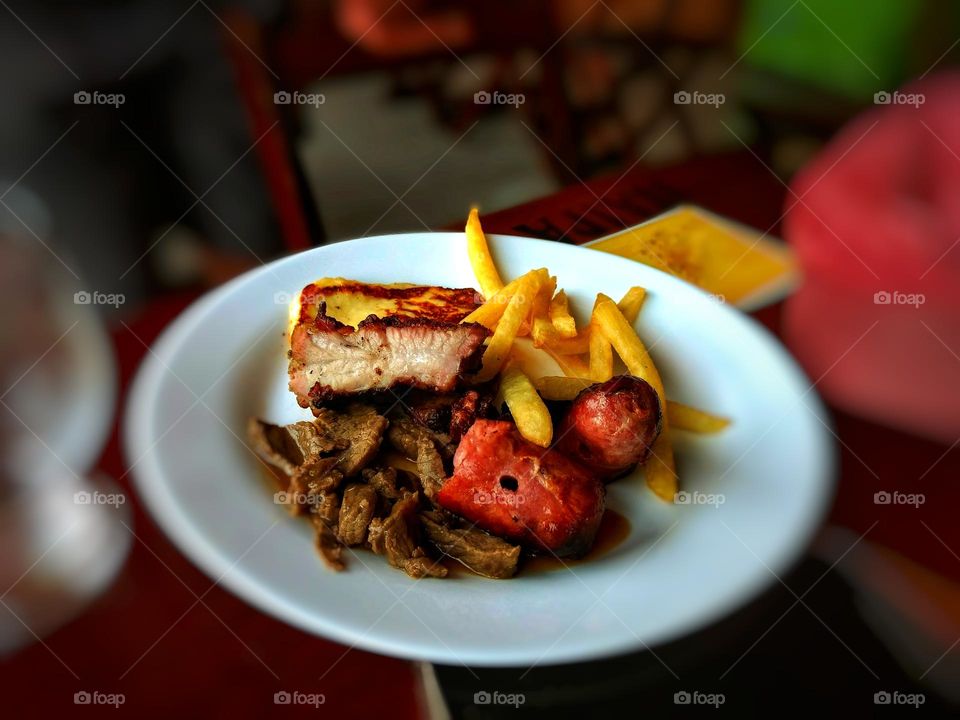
{"left": 1, "top": 0, "right": 959, "bottom": 716}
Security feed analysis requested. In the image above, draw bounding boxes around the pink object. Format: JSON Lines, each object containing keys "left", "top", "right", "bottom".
{"left": 784, "top": 73, "right": 960, "bottom": 443}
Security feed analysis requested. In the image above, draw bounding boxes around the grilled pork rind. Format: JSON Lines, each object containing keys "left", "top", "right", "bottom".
{"left": 289, "top": 308, "right": 488, "bottom": 409}
{"left": 286, "top": 279, "right": 487, "bottom": 410}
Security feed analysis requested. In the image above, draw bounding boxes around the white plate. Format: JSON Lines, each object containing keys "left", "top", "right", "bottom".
{"left": 125, "top": 233, "right": 833, "bottom": 667}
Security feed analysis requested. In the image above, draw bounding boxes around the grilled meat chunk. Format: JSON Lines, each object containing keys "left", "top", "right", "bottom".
{"left": 362, "top": 466, "right": 401, "bottom": 500}
{"left": 386, "top": 416, "right": 454, "bottom": 461}
{"left": 449, "top": 389, "right": 495, "bottom": 442}
{"left": 312, "top": 405, "right": 388, "bottom": 476}
{"left": 405, "top": 388, "right": 495, "bottom": 441}
{"left": 403, "top": 555, "right": 447, "bottom": 579}
{"left": 407, "top": 393, "right": 454, "bottom": 433}
{"left": 310, "top": 514, "right": 344, "bottom": 571}
{"left": 415, "top": 434, "right": 447, "bottom": 500}
{"left": 366, "top": 517, "right": 386, "bottom": 555}
{"left": 288, "top": 457, "right": 342, "bottom": 516}
{"left": 289, "top": 304, "right": 488, "bottom": 408}
{"left": 247, "top": 418, "right": 337, "bottom": 476}
{"left": 381, "top": 492, "right": 447, "bottom": 578}
{"left": 247, "top": 405, "right": 386, "bottom": 479}
{"left": 421, "top": 512, "right": 520, "bottom": 579}
{"left": 437, "top": 420, "right": 605, "bottom": 557}
{"left": 337, "top": 483, "right": 378, "bottom": 546}
{"left": 312, "top": 491, "right": 341, "bottom": 528}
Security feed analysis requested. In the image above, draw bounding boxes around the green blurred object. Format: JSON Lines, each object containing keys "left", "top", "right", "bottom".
{"left": 737, "top": 0, "right": 918, "bottom": 99}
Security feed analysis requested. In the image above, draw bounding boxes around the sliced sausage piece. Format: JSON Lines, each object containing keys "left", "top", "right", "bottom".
{"left": 437, "top": 420, "right": 605, "bottom": 557}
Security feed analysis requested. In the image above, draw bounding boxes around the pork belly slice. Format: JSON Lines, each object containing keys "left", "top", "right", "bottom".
{"left": 289, "top": 309, "right": 489, "bottom": 408}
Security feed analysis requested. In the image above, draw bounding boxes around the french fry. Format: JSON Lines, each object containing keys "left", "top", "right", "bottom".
{"left": 474, "top": 273, "right": 538, "bottom": 382}
{"left": 462, "top": 270, "right": 542, "bottom": 330}
{"left": 518, "top": 270, "right": 553, "bottom": 337}
{"left": 500, "top": 364, "right": 553, "bottom": 447}
{"left": 529, "top": 275, "right": 556, "bottom": 322}
{"left": 544, "top": 346, "right": 592, "bottom": 379}
{"left": 548, "top": 290, "right": 578, "bottom": 338}
{"left": 588, "top": 327, "right": 613, "bottom": 382}
{"left": 617, "top": 287, "right": 647, "bottom": 325}
{"left": 593, "top": 293, "right": 676, "bottom": 501}
{"left": 588, "top": 298, "right": 613, "bottom": 382}
{"left": 531, "top": 316, "right": 558, "bottom": 347}
{"left": 532, "top": 316, "right": 591, "bottom": 355}
{"left": 534, "top": 375, "right": 592, "bottom": 401}
{"left": 668, "top": 401, "right": 730, "bottom": 433}
{"left": 545, "top": 331, "right": 590, "bottom": 355}
{"left": 465, "top": 208, "right": 503, "bottom": 300}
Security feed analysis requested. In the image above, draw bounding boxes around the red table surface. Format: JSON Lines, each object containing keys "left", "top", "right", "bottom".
{"left": 4, "top": 152, "right": 958, "bottom": 718}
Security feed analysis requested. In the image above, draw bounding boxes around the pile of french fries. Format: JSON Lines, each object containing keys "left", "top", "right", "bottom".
{"left": 461, "top": 208, "right": 730, "bottom": 502}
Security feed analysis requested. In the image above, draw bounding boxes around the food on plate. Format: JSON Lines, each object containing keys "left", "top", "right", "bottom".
{"left": 437, "top": 420, "right": 605, "bottom": 557}
{"left": 421, "top": 511, "right": 520, "bottom": 578}
{"left": 462, "top": 271, "right": 535, "bottom": 329}
{"left": 404, "top": 388, "right": 496, "bottom": 442}
{"left": 588, "top": 298, "right": 614, "bottom": 382}
{"left": 288, "top": 279, "right": 489, "bottom": 409}
{"left": 617, "top": 286, "right": 647, "bottom": 324}
{"left": 548, "top": 289, "right": 578, "bottom": 338}
{"left": 534, "top": 376, "right": 730, "bottom": 433}
{"left": 473, "top": 271, "right": 538, "bottom": 382}
{"left": 557, "top": 375, "right": 662, "bottom": 480}
{"left": 465, "top": 207, "right": 504, "bottom": 300}
{"left": 591, "top": 293, "right": 677, "bottom": 500}
{"left": 667, "top": 401, "right": 731, "bottom": 433}
{"left": 248, "top": 209, "right": 730, "bottom": 579}
{"left": 498, "top": 363, "right": 552, "bottom": 448}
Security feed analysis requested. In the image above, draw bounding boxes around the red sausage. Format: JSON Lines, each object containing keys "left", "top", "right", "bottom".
{"left": 557, "top": 375, "right": 662, "bottom": 481}
{"left": 437, "top": 420, "right": 605, "bottom": 557}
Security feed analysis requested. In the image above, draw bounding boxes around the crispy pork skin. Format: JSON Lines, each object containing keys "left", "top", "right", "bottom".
{"left": 437, "top": 420, "right": 605, "bottom": 557}
{"left": 295, "top": 278, "right": 482, "bottom": 328}
{"left": 289, "top": 308, "right": 488, "bottom": 408}
{"left": 288, "top": 279, "right": 488, "bottom": 408}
